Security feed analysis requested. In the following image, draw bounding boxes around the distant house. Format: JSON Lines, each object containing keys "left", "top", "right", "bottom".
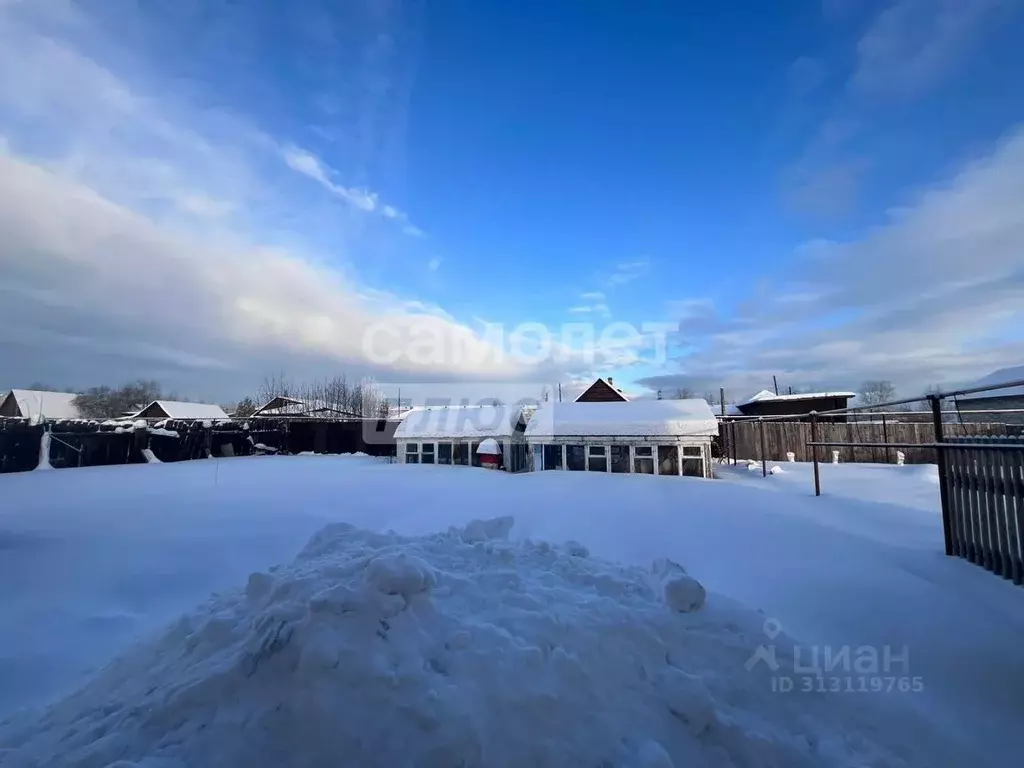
{"left": 574, "top": 377, "right": 629, "bottom": 403}
{"left": 0, "top": 389, "right": 82, "bottom": 421}
{"left": 525, "top": 399, "right": 717, "bottom": 478}
{"left": 394, "top": 405, "right": 529, "bottom": 471}
{"left": 957, "top": 366, "right": 1024, "bottom": 425}
{"left": 733, "top": 390, "right": 855, "bottom": 419}
{"left": 133, "top": 401, "right": 228, "bottom": 420}
{"left": 252, "top": 396, "right": 361, "bottom": 418}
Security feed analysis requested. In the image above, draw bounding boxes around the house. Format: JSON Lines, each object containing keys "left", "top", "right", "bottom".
{"left": 574, "top": 377, "right": 629, "bottom": 403}
{"left": 394, "top": 404, "right": 529, "bottom": 471}
{"left": 732, "top": 390, "right": 855, "bottom": 419}
{"left": 252, "top": 396, "right": 361, "bottom": 418}
{"left": 525, "top": 398, "right": 717, "bottom": 478}
{"left": 0, "top": 389, "right": 82, "bottom": 421}
{"left": 957, "top": 366, "right": 1024, "bottom": 425}
{"left": 133, "top": 401, "right": 228, "bottom": 420}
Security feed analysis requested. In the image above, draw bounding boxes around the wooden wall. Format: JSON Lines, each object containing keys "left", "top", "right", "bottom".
{"left": 722, "top": 419, "right": 1024, "bottom": 464}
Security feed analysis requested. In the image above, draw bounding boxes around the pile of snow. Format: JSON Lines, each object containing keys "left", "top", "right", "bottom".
{"left": 141, "top": 448, "right": 162, "bottom": 464}
{"left": 0, "top": 517, "right": 900, "bottom": 768}
{"left": 35, "top": 432, "right": 52, "bottom": 471}
{"left": 476, "top": 437, "right": 502, "bottom": 455}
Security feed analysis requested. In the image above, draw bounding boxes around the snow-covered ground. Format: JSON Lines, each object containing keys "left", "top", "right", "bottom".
{"left": 1, "top": 456, "right": 1022, "bottom": 766}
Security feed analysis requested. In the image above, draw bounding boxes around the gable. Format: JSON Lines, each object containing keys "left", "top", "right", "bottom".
{"left": 574, "top": 378, "right": 628, "bottom": 403}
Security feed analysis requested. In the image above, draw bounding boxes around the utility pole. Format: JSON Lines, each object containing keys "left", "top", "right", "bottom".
{"left": 773, "top": 375, "right": 779, "bottom": 396}
{"left": 719, "top": 387, "right": 725, "bottom": 417}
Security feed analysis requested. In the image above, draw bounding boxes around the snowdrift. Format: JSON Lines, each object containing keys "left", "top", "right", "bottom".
{"left": 0, "top": 517, "right": 901, "bottom": 768}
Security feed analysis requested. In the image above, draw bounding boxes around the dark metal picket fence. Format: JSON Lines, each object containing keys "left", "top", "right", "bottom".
{"left": 944, "top": 436, "right": 1024, "bottom": 584}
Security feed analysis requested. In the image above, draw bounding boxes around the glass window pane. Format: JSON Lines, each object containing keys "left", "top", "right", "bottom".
{"left": 422, "top": 450, "right": 435, "bottom": 465}
{"left": 589, "top": 446, "right": 606, "bottom": 456}
{"left": 544, "top": 444, "right": 563, "bottom": 470}
{"left": 611, "top": 446, "right": 630, "bottom": 473}
{"left": 634, "top": 457, "right": 654, "bottom": 474}
{"left": 682, "top": 459, "right": 704, "bottom": 477}
{"left": 658, "top": 445, "right": 679, "bottom": 476}
{"left": 471, "top": 442, "right": 483, "bottom": 467}
{"left": 405, "top": 443, "right": 417, "bottom": 454}
{"left": 454, "top": 442, "right": 468, "bottom": 465}
{"left": 566, "top": 445, "right": 586, "bottom": 471}
{"left": 634, "top": 446, "right": 653, "bottom": 457}
{"left": 682, "top": 446, "right": 702, "bottom": 458}
{"left": 588, "top": 455, "right": 608, "bottom": 472}
{"left": 438, "top": 443, "right": 452, "bottom": 465}
{"left": 407, "top": 454, "right": 419, "bottom": 464}
{"left": 422, "top": 443, "right": 435, "bottom": 454}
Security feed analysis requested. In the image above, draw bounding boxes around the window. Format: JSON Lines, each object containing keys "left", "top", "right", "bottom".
{"left": 658, "top": 445, "right": 679, "bottom": 476}
{"left": 471, "top": 441, "right": 483, "bottom": 467}
{"left": 543, "top": 444, "right": 563, "bottom": 470}
{"left": 454, "top": 442, "right": 468, "bottom": 465}
{"left": 610, "top": 445, "right": 630, "bottom": 473}
{"left": 587, "top": 445, "right": 608, "bottom": 472}
{"left": 422, "top": 442, "right": 435, "bottom": 465}
{"left": 405, "top": 443, "right": 419, "bottom": 464}
{"left": 633, "top": 446, "right": 654, "bottom": 474}
{"left": 681, "top": 444, "right": 705, "bottom": 477}
{"left": 438, "top": 442, "right": 452, "bottom": 465}
{"left": 566, "top": 445, "right": 586, "bottom": 471}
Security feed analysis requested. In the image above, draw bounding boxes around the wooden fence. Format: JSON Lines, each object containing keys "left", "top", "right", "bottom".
{"left": 944, "top": 436, "right": 1024, "bottom": 584}
{"left": 722, "top": 419, "right": 1024, "bottom": 465}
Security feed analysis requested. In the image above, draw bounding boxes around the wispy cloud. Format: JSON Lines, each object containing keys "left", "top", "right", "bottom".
{"left": 852, "top": 0, "right": 1010, "bottom": 96}
{"left": 606, "top": 259, "right": 649, "bottom": 287}
{"left": 579, "top": 290, "right": 606, "bottom": 301}
{"left": 0, "top": 3, "right": 519, "bottom": 390}
{"left": 650, "top": 124, "right": 1024, "bottom": 396}
{"left": 427, "top": 256, "right": 441, "bottom": 271}
{"left": 568, "top": 303, "right": 611, "bottom": 318}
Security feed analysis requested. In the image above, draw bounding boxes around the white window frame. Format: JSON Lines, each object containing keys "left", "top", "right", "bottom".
{"left": 404, "top": 441, "right": 419, "bottom": 463}
{"left": 585, "top": 444, "right": 609, "bottom": 472}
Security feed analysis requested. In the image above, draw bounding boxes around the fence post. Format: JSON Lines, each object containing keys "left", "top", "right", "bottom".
{"left": 730, "top": 421, "right": 737, "bottom": 465}
{"left": 810, "top": 411, "right": 821, "bottom": 497}
{"left": 882, "top": 413, "right": 891, "bottom": 464}
{"left": 930, "top": 394, "right": 954, "bottom": 557}
{"left": 758, "top": 418, "right": 767, "bottom": 477}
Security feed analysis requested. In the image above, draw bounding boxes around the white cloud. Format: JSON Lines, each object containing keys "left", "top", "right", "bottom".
{"left": 655, "top": 125, "right": 1024, "bottom": 396}
{"left": 852, "top": 0, "right": 1009, "bottom": 96}
{"left": 568, "top": 304, "right": 611, "bottom": 318}
{"left": 606, "top": 259, "right": 649, "bottom": 287}
{"left": 579, "top": 291, "right": 605, "bottom": 301}
{"left": 427, "top": 256, "right": 441, "bottom": 271}
{"left": 0, "top": 6, "right": 522, "bottom": 387}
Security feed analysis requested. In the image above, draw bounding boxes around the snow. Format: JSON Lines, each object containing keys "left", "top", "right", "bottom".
{"left": 476, "top": 437, "right": 502, "bottom": 455}
{"left": 742, "top": 390, "right": 857, "bottom": 405}
{"left": 135, "top": 401, "right": 228, "bottom": 420}
{"left": 35, "top": 432, "right": 52, "bottom": 471}
{"left": 147, "top": 427, "right": 180, "bottom": 438}
{"left": 1, "top": 457, "right": 1022, "bottom": 766}
{"left": 4, "top": 390, "right": 81, "bottom": 421}
{"left": 526, "top": 399, "right": 718, "bottom": 438}
{"left": 140, "top": 448, "right": 162, "bottom": 464}
{"left": 394, "top": 404, "right": 523, "bottom": 440}
{"left": 961, "top": 364, "right": 1024, "bottom": 399}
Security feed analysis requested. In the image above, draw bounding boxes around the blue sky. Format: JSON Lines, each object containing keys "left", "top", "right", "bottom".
{"left": 1, "top": 0, "right": 1023, "bottom": 404}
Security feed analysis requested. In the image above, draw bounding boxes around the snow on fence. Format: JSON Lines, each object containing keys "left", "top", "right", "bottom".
{"left": 944, "top": 436, "right": 1024, "bottom": 584}
{"left": 0, "top": 417, "right": 399, "bottom": 474}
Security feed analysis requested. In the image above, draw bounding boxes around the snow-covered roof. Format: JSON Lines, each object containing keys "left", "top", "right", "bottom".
{"left": 525, "top": 399, "right": 718, "bottom": 438}
{"left": 961, "top": 365, "right": 1024, "bottom": 400}
{"left": 136, "top": 401, "right": 228, "bottom": 420}
{"left": 5, "top": 390, "right": 81, "bottom": 420}
{"left": 394, "top": 405, "right": 523, "bottom": 440}
{"left": 741, "top": 390, "right": 856, "bottom": 405}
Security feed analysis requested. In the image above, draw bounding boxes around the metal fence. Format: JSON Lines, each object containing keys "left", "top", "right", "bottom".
{"left": 796, "top": 381, "right": 1024, "bottom": 585}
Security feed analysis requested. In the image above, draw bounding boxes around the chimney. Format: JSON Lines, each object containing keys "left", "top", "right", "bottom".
{"left": 607, "top": 377, "right": 614, "bottom": 386}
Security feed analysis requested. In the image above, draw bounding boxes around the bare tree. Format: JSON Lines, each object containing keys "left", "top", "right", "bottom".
{"left": 673, "top": 387, "right": 694, "bottom": 399}
{"left": 74, "top": 380, "right": 164, "bottom": 419}
{"left": 233, "top": 396, "right": 258, "bottom": 417}
{"left": 859, "top": 380, "right": 896, "bottom": 407}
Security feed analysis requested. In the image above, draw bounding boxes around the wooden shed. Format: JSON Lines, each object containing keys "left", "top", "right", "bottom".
{"left": 525, "top": 399, "right": 717, "bottom": 478}
{"left": 734, "top": 390, "right": 855, "bottom": 419}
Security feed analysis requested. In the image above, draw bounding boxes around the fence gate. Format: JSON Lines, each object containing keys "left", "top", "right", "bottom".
{"left": 943, "top": 436, "right": 1024, "bottom": 584}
